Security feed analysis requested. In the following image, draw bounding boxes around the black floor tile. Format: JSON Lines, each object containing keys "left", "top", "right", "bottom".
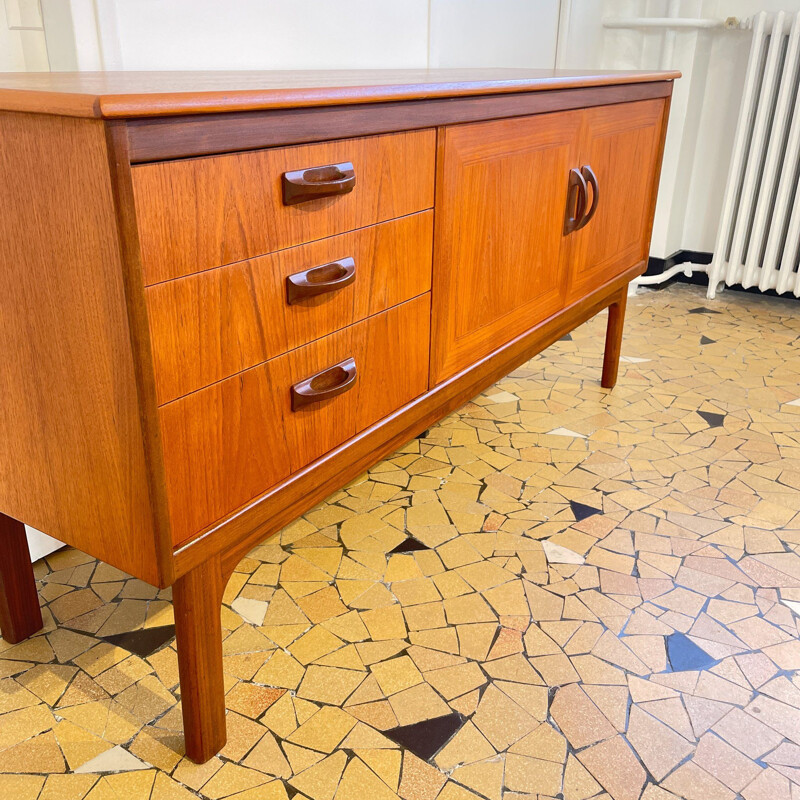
{"left": 570, "top": 500, "right": 602, "bottom": 522}
{"left": 383, "top": 713, "right": 465, "bottom": 761}
{"left": 390, "top": 537, "right": 430, "bottom": 553}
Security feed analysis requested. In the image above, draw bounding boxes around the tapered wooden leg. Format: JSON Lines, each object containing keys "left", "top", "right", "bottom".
{"left": 601, "top": 290, "right": 628, "bottom": 389}
{"left": 0, "top": 513, "right": 44, "bottom": 644}
{"left": 173, "top": 554, "right": 228, "bottom": 763}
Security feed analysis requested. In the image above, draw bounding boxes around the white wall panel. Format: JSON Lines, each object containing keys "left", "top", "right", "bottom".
{"left": 43, "top": 0, "right": 560, "bottom": 72}
{"left": 430, "top": 0, "right": 560, "bottom": 68}
{"left": 4, "top": 0, "right": 42, "bottom": 28}
{"left": 98, "top": 0, "right": 429, "bottom": 71}
{"left": 0, "top": 0, "right": 48, "bottom": 71}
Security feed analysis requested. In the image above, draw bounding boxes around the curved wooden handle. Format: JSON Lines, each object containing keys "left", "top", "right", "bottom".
{"left": 564, "top": 167, "right": 587, "bottom": 234}
{"left": 291, "top": 357, "right": 357, "bottom": 411}
{"left": 576, "top": 165, "right": 599, "bottom": 230}
{"left": 286, "top": 257, "right": 356, "bottom": 304}
{"left": 282, "top": 161, "right": 356, "bottom": 205}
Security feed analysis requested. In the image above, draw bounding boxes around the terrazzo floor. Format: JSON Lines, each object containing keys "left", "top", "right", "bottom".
{"left": 2, "top": 283, "right": 800, "bottom": 800}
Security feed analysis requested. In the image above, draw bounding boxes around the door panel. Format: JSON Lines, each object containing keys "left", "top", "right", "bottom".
{"left": 430, "top": 111, "right": 582, "bottom": 384}
{"left": 566, "top": 99, "right": 667, "bottom": 302}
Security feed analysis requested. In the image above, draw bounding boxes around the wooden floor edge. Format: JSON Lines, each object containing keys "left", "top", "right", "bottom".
{"left": 172, "top": 264, "right": 642, "bottom": 579}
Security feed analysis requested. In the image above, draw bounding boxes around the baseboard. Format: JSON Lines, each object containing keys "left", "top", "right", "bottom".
{"left": 646, "top": 250, "right": 799, "bottom": 300}
{"left": 645, "top": 249, "right": 713, "bottom": 278}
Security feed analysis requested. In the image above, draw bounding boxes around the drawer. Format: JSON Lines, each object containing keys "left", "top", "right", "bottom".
{"left": 146, "top": 212, "right": 433, "bottom": 404}
{"left": 133, "top": 129, "right": 436, "bottom": 284}
{"left": 160, "top": 294, "right": 431, "bottom": 546}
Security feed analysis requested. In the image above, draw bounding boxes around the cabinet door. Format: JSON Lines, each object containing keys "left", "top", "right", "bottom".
{"left": 565, "top": 99, "right": 667, "bottom": 303}
{"left": 430, "top": 111, "right": 582, "bottom": 384}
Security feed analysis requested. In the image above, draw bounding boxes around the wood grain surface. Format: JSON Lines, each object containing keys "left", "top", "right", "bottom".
{"left": 565, "top": 99, "right": 667, "bottom": 302}
{"left": 601, "top": 289, "right": 629, "bottom": 389}
{"left": 103, "top": 121, "right": 177, "bottom": 587}
{"left": 133, "top": 129, "right": 435, "bottom": 284}
{"left": 125, "top": 82, "right": 674, "bottom": 163}
{"left": 173, "top": 553, "right": 228, "bottom": 762}
{"left": 0, "top": 513, "right": 43, "bottom": 644}
{"left": 0, "top": 68, "right": 680, "bottom": 118}
{"left": 146, "top": 212, "right": 432, "bottom": 404}
{"left": 160, "top": 294, "right": 430, "bottom": 545}
{"left": 0, "top": 111, "right": 162, "bottom": 584}
{"left": 430, "top": 109, "right": 582, "bottom": 384}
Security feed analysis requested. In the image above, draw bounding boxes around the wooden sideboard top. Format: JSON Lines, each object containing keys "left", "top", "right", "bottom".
{"left": 0, "top": 68, "right": 681, "bottom": 119}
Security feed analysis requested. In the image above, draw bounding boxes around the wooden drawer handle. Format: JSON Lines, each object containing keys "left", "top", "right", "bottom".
{"left": 291, "top": 357, "right": 357, "bottom": 411}
{"left": 576, "top": 164, "right": 599, "bottom": 230}
{"left": 282, "top": 161, "right": 356, "bottom": 205}
{"left": 286, "top": 257, "right": 356, "bottom": 304}
{"left": 564, "top": 167, "right": 587, "bottom": 234}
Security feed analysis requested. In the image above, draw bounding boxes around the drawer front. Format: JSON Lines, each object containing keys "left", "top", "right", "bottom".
{"left": 160, "top": 294, "right": 430, "bottom": 546}
{"left": 133, "top": 129, "right": 436, "bottom": 284}
{"left": 147, "top": 212, "right": 432, "bottom": 404}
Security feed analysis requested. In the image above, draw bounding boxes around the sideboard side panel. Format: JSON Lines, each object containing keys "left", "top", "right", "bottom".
{"left": 0, "top": 111, "right": 163, "bottom": 585}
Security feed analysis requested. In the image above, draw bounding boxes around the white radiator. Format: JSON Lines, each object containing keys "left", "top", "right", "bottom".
{"left": 708, "top": 11, "right": 800, "bottom": 299}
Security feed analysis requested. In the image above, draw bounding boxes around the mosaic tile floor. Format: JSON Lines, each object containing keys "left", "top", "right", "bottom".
{"left": 2, "top": 283, "right": 800, "bottom": 800}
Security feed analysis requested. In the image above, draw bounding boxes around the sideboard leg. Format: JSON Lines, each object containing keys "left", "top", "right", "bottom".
{"left": 0, "top": 513, "right": 44, "bottom": 644}
{"left": 601, "top": 290, "right": 628, "bottom": 389}
{"left": 173, "top": 554, "right": 228, "bottom": 763}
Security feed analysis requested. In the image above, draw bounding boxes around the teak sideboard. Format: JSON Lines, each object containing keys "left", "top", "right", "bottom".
{"left": 0, "top": 69, "right": 677, "bottom": 762}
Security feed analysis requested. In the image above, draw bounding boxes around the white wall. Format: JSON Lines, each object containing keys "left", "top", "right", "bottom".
{"left": 42, "top": 0, "right": 562, "bottom": 72}
{"left": 430, "top": 0, "right": 559, "bottom": 68}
